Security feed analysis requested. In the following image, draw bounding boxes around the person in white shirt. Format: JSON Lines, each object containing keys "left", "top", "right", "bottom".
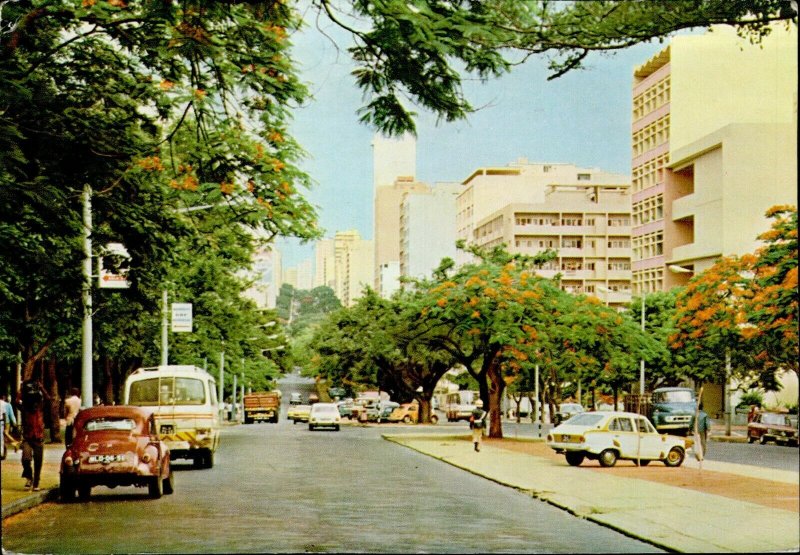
{"left": 64, "top": 388, "right": 81, "bottom": 446}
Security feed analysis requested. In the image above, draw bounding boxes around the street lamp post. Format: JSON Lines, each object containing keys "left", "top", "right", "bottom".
{"left": 639, "top": 293, "right": 645, "bottom": 395}
{"left": 81, "top": 184, "right": 94, "bottom": 408}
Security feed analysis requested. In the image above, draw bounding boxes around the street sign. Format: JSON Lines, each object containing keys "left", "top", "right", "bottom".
{"left": 171, "top": 303, "right": 192, "bottom": 332}
{"left": 98, "top": 242, "right": 131, "bottom": 289}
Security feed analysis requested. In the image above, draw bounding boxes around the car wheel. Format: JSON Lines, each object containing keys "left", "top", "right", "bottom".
{"left": 193, "top": 453, "right": 204, "bottom": 469}
{"left": 205, "top": 449, "right": 214, "bottom": 469}
{"left": 598, "top": 449, "right": 618, "bottom": 468}
{"left": 78, "top": 484, "right": 91, "bottom": 500}
{"left": 59, "top": 476, "right": 75, "bottom": 502}
{"left": 431, "top": 414, "right": 439, "bottom": 424}
{"left": 664, "top": 446, "right": 685, "bottom": 467}
{"left": 759, "top": 435, "right": 768, "bottom": 445}
{"left": 565, "top": 451, "right": 585, "bottom": 466}
{"left": 163, "top": 469, "right": 175, "bottom": 495}
{"left": 403, "top": 415, "right": 412, "bottom": 424}
{"left": 309, "top": 424, "right": 314, "bottom": 431}
{"left": 292, "top": 419, "right": 297, "bottom": 425}
{"left": 335, "top": 425, "right": 340, "bottom": 431}
{"left": 148, "top": 475, "right": 163, "bottom": 499}
{"left": 748, "top": 434, "right": 756, "bottom": 444}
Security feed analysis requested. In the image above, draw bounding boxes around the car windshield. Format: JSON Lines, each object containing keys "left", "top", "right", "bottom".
{"left": 653, "top": 390, "right": 694, "bottom": 403}
{"left": 561, "top": 404, "right": 583, "bottom": 412}
{"left": 129, "top": 377, "right": 206, "bottom": 406}
{"left": 563, "top": 413, "right": 605, "bottom": 427}
{"left": 85, "top": 418, "right": 136, "bottom": 432}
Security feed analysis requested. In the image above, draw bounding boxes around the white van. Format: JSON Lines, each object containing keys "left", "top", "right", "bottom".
{"left": 123, "top": 365, "right": 220, "bottom": 468}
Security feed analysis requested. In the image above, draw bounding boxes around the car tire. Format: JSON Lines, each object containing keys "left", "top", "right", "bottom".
{"left": 431, "top": 414, "right": 439, "bottom": 424}
{"left": 149, "top": 475, "right": 163, "bottom": 499}
{"left": 403, "top": 415, "right": 411, "bottom": 424}
{"left": 565, "top": 451, "right": 585, "bottom": 466}
{"left": 163, "top": 469, "right": 175, "bottom": 495}
{"left": 664, "top": 446, "right": 685, "bottom": 467}
{"left": 598, "top": 449, "right": 618, "bottom": 468}
{"left": 205, "top": 449, "right": 214, "bottom": 469}
{"left": 59, "top": 476, "right": 75, "bottom": 502}
{"left": 335, "top": 425, "right": 340, "bottom": 431}
{"left": 748, "top": 434, "right": 756, "bottom": 443}
{"left": 78, "top": 484, "right": 91, "bottom": 500}
{"left": 759, "top": 435, "right": 768, "bottom": 445}
{"left": 309, "top": 424, "right": 315, "bottom": 431}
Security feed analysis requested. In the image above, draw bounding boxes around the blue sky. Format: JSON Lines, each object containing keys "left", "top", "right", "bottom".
{"left": 276, "top": 15, "right": 667, "bottom": 269}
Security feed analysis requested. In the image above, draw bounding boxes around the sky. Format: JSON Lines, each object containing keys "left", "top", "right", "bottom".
{"left": 275, "top": 10, "right": 668, "bottom": 269}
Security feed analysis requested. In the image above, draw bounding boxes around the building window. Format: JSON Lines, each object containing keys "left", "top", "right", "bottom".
{"left": 577, "top": 173, "right": 591, "bottom": 181}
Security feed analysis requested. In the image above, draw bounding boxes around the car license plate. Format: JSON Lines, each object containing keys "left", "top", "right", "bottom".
{"left": 560, "top": 434, "right": 575, "bottom": 443}
{"left": 88, "top": 454, "right": 126, "bottom": 464}
{"left": 160, "top": 424, "right": 175, "bottom": 434}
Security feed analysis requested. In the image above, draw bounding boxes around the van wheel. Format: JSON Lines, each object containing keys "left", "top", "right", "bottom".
{"left": 748, "top": 435, "right": 756, "bottom": 443}
{"left": 204, "top": 449, "right": 214, "bottom": 469}
{"left": 598, "top": 449, "right": 618, "bottom": 467}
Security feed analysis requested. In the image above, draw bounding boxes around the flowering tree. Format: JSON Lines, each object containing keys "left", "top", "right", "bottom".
{"left": 743, "top": 206, "right": 798, "bottom": 392}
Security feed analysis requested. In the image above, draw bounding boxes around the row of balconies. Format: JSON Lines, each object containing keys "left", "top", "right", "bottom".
{"left": 513, "top": 223, "right": 632, "bottom": 235}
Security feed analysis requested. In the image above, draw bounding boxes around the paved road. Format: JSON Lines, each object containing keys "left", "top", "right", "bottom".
{"left": 2, "top": 378, "right": 660, "bottom": 553}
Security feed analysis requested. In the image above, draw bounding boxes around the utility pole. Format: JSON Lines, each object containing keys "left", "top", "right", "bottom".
{"left": 639, "top": 293, "right": 646, "bottom": 395}
{"left": 161, "top": 289, "right": 169, "bottom": 365}
{"left": 218, "top": 348, "right": 225, "bottom": 421}
{"left": 81, "top": 184, "right": 93, "bottom": 408}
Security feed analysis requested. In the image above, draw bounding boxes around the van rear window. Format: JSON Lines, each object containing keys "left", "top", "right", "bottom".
{"left": 129, "top": 377, "right": 206, "bottom": 406}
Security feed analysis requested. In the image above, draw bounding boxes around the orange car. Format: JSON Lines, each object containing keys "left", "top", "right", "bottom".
{"left": 387, "top": 402, "right": 439, "bottom": 424}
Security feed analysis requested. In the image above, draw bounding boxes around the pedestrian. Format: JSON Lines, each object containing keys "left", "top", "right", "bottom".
{"left": 16, "top": 375, "right": 49, "bottom": 492}
{"left": 693, "top": 403, "right": 711, "bottom": 457}
{"left": 63, "top": 387, "right": 81, "bottom": 446}
{"left": 1, "top": 393, "right": 19, "bottom": 452}
{"left": 469, "top": 399, "right": 487, "bottom": 452}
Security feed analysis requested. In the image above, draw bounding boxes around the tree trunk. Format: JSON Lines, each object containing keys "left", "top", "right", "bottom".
{"left": 103, "top": 358, "right": 115, "bottom": 405}
{"left": 44, "top": 357, "right": 61, "bottom": 443}
{"left": 486, "top": 360, "right": 505, "bottom": 439}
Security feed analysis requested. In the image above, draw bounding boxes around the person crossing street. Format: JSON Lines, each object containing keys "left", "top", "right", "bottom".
{"left": 469, "top": 399, "right": 487, "bottom": 452}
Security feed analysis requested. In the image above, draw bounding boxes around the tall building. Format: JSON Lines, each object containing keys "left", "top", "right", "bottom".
{"left": 374, "top": 176, "right": 430, "bottom": 295}
{"left": 295, "top": 258, "right": 313, "bottom": 291}
{"left": 399, "top": 182, "right": 461, "bottom": 281}
{"left": 631, "top": 25, "right": 798, "bottom": 294}
{"left": 334, "top": 230, "right": 375, "bottom": 307}
{"left": 372, "top": 133, "right": 428, "bottom": 296}
{"left": 242, "top": 246, "right": 281, "bottom": 309}
{"left": 459, "top": 161, "right": 631, "bottom": 303}
{"left": 314, "top": 238, "right": 336, "bottom": 290}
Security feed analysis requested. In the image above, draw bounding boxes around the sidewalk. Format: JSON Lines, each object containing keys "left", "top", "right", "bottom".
{"left": 384, "top": 432, "right": 798, "bottom": 553}
{"left": 1, "top": 441, "right": 63, "bottom": 519}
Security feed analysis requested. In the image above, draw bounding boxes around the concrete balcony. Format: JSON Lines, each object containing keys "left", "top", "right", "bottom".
{"left": 672, "top": 194, "right": 696, "bottom": 222}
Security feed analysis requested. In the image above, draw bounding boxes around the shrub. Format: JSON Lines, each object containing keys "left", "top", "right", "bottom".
{"left": 737, "top": 390, "right": 763, "bottom": 409}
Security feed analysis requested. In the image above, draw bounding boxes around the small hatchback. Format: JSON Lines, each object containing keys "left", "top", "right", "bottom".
{"left": 308, "top": 402, "right": 341, "bottom": 431}
{"left": 60, "top": 406, "right": 174, "bottom": 501}
{"left": 547, "top": 411, "right": 687, "bottom": 467}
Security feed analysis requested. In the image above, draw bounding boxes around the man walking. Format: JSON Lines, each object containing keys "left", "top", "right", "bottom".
{"left": 63, "top": 388, "right": 81, "bottom": 446}
{"left": 16, "top": 375, "right": 48, "bottom": 491}
{"left": 469, "top": 399, "right": 486, "bottom": 452}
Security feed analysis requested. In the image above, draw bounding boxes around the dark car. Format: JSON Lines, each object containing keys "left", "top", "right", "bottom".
{"left": 60, "top": 405, "right": 174, "bottom": 501}
{"left": 747, "top": 412, "right": 799, "bottom": 446}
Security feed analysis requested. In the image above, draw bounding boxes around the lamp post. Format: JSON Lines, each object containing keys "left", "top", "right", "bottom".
{"left": 81, "top": 185, "right": 93, "bottom": 408}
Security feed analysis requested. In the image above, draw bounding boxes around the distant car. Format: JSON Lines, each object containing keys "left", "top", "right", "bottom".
{"left": 288, "top": 404, "right": 311, "bottom": 424}
{"left": 337, "top": 399, "right": 354, "bottom": 419}
{"left": 60, "top": 406, "right": 174, "bottom": 501}
{"left": 289, "top": 393, "right": 302, "bottom": 405}
{"left": 366, "top": 401, "right": 399, "bottom": 422}
{"left": 553, "top": 403, "right": 585, "bottom": 426}
{"left": 328, "top": 387, "right": 346, "bottom": 400}
{"left": 308, "top": 393, "right": 319, "bottom": 405}
{"left": 387, "top": 402, "right": 439, "bottom": 424}
{"left": 309, "top": 403, "right": 341, "bottom": 431}
{"left": 747, "top": 412, "right": 799, "bottom": 446}
{"left": 547, "top": 411, "right": 687, "bottom": 468}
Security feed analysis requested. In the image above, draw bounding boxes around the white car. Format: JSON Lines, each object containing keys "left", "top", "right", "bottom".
{"left": 546, "top": 411, "right": 687, "bottom": 467}
{"left": 308, "top": 402, "right": 341, "bottom": 431}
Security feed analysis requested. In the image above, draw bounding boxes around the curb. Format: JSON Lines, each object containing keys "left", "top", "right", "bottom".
{"left": 2, "top": 487, "right": 59, "bottom": 520}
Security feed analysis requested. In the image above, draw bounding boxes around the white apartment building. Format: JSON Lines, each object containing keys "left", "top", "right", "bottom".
{"left": 399, "top": 182, "right": 461, "bottom": 281}
{"left": 457, "top": 160, "right": 631, "bottom": 304}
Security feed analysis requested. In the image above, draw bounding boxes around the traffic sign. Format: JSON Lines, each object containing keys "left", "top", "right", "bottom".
{"left": 171, "top": 303, "right": 193, "bottom": 332}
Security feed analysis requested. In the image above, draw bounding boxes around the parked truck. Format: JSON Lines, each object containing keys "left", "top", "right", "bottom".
{"left": 243, "top": 391, "right": 281, "bottom": 424}
{"left": 624, "top": 386, "right": 697, "bottom": 436}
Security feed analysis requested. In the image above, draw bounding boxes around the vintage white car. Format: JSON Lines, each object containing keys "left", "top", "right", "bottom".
{"left": 546, "top": 411, "right": 687, "bottom": 467}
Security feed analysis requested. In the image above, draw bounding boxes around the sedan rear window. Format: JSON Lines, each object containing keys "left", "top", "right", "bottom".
{"left": 85, "top": 418, "right": 136, "bottom": 432}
